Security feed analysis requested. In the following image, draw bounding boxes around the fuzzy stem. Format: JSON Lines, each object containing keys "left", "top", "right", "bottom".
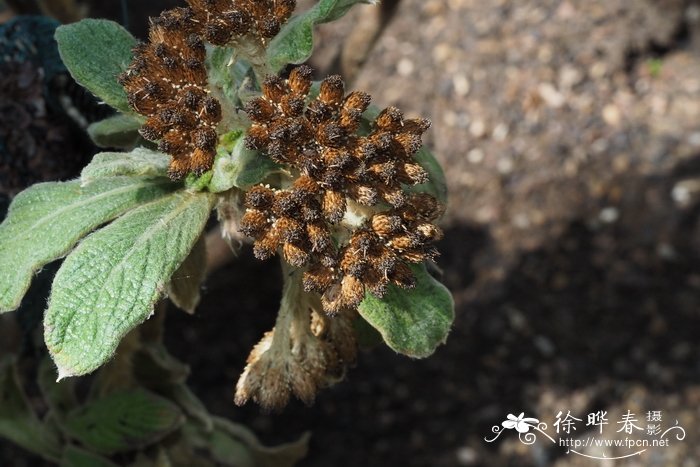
{"left": 268, "top": 260, "right": 315, "bottom": 357}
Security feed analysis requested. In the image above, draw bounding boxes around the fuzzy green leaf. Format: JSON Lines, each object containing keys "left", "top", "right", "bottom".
{"left": 81, "top": 148, "right": 171, "bottom": 183}
{"left": 63, "top": 389, "right": 184, "bottom": 455}
{"left": 358, "top": 264, "right": 454, "bottom": 358}
{"left": 0, "top": 357, "right": 63, "bottom": 462}
{"left": 167, "top": 234, "right": 207, "bottom": 314}
{"left": 267, "top": 0, "right": 375, "bottom": 72}
{"left": 0, "top": 177, "right": 176, "bottom": 313}
{"left": 60, "top": 446, "right": 120, "bottom": 467}
{"left": 209, "top": 132, "right": 278, "bottom": 192}
{"left": 55, "top": 19, "right": 136, "bottom": 113}
{"left": 87, "top": 114, "right": 143, "bottom": 149}
{"left": 207, "top": 47, "right": 253, "bottom": 105}
{"left": 45, "top": 191, "right": 214, "bottom": 378}
{"left": 213, "top": 418, "right": 309, "bottom": 467}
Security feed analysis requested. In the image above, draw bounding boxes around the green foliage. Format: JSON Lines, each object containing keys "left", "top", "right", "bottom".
{"left": 60, "top": 446, "right": 120, "bottom": 467}
{"left": 209, "top": 131, "right": 279, "bottom": 192}
{"left": 267, "top": 0, "right": 375, "bottom": 72}
{"left": 358, "top": 265, "right": 454, "bottom": 358}
{"left": 55, "top": 19, "right": 136, "bottom": 114}
{"left": 44, "top": 191, "right": 214, "bottom": 378}
{"left": 167, "top": 235, "right": 207, "bottom": 314}
{"left": 0, "top": 177, "right": 176, "bottom": 312}
{"left": 87, "top": 114, "right": 144, "bottom": 149}
{"left": 81, "top": 148, "right": 171, "bottom": 182}
{"left": 63, "top": 389, "right": 185, "bottom": 455}
{"left": 0, "top": 358, "right": 63, "bottom": 462}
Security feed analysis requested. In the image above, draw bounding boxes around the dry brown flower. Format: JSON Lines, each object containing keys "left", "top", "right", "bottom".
{"left": 241, "top": 66, "right": 443, "bottom": 314}
{"left": 119, "top": 1, "right": 296, "bottom": 179}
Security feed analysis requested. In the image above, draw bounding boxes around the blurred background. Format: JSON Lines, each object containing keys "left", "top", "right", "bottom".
{"left": 2, "top": 0, "right": 700, "bottom": 465}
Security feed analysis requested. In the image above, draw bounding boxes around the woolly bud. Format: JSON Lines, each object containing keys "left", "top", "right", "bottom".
{"left": 240, "top": 209, "right": 269, "bottom": 238}
{"left": 340, "top": 246, "right": 367, "bottom": 277}
{"left": 245, "top": 97, "right": 277, "bottom": 123}
{"left": 319, "top": 75, "right": 345, "bottom": 106}
{"left": 340, "top": 275, "right": 365, "bottom": 309}
{"left": 262, "top": 75, "right": 288, "bottom": 103}
{"left": 375, "top": 106, "right": 404, "bottom": 131}
{"left": 321, "top": 283, "right": 344, "bottom": 315}
{"left": 371, "top": 214, "right": 403, "bottom": 237}
{"left": 245, "top": 185, "right": 275, "bottom": 209}
{"left": 347, "top": 185, "right": 378, "bottom": 206}
{"left": 322, "top": 190, "right": 346, "bottom": 223}
{"left": 253, "top": 228, "right": 280, "bottom": 260}
{"left": 398, "top": 162, "right": 429, "bottom": 185}
{"left": 389, "top": 262, "right": 416, "bottom": 288}
{"left": 343, "top": 91, "right": 371, "bottom": 113}
{"left": 307, "top": 222, "right": 332, "bottom": 252}
{"left": 276, "top": 216, "right": 305, "bottom": 243}
{"left": 283, "top": 242, "right": 310, "bottom": 267}
{"left": 416, "top": 222, "right": 443, "bottom": 241}
{"left": 288, "top": 65, "right": 313, "bottom": 95}
{"left": 274, "top": 0, "right": 296, "bottom": 23}
{"left": 303, "top": 265, "right": 336, "bottom": 292}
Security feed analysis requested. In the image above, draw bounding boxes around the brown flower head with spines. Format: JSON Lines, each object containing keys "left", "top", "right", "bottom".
{"left": 119, "top": 0, "right": 296, "bottom": 179}
{"left": 241, "top": 65, "right": 443, "bottom": 314}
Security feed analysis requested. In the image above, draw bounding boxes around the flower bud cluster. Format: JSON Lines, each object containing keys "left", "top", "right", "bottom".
{"left": 241, "top": 66, "right": 443, "bottom": 314}
{"left": 119, "top": 1, "right": 295, "bottom": 178}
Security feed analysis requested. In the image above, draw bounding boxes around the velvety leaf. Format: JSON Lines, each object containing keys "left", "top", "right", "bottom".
{"left": 133, "top": 343, "right": 190, "bottom": 389}
{"left": 164, "top": 385, "right": 213, "bottom": 431}
{"left": 167, "top": 233, "right": 207, "bottom": 314}
{"left": 358, "top": 264, "right": 454, "bottom": 358}
{"left": 212, "top": 418, "right": 309, "bottom": 467}
{"left": 207, "top": 47, "right": 253, "bottom": 106}
{"left": 0, "top": 177, "right": 176, "bottom": 313}
{"left": 81, "top": 148, "right": 171, "bottom": 182}
{"left": 45, "top": 191, "right": 214, "bottom": 378}
{"left": 0, "top": 357, "right": 63, "bottom": 462}
{"left": 267, "top": 0, "right": 375, "bottom": 72}
{"left": 87, "top": 114, "right": 143, "bottom": 149}
{"left": 208, "top": 132, "right": 278, "bottom": 192}
{"left": 55, "top": 19, "right": 136, "bottom": 113}
{"left": 60, "top": 446, "right": 120, "bottom": 467}
{"left": 63, "top": 389, "right": 185, "bottom": 455}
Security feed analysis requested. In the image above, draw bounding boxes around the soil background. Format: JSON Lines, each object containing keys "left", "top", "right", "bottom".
{"left": 3, "top": 0, "right": 700, "bottom": 466}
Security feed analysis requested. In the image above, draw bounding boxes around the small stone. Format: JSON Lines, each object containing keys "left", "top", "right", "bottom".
{"left": 538, "top": 83, "right": 565, "bottom": 108}
{"left": 452, "top": 74, "right": 470, "bottom": 97}
{"left": 598, "top": 206, "right": 619, "bottom": 223}
{"left": 467, "top": 148, "right": 484, "bottom": 163}
{"left": 492, "top": 123, "right": 509, "bottom": 142}
{"left": 397, "top": 58, "right": 415, "bottom": 76}
{"left": 602, "top": 104, "right": 621, "bottom": 126}
{"left": 469, "top": 119, "right": 487, "bottom": 138}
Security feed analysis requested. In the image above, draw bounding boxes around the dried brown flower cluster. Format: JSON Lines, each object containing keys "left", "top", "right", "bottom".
{"left": 188, "top": 0, "right": 295, "bottom": 44}
{"left": 240, "top": 66, "right": 443, "bottom": 314}
{"left": 119, "top": 0, "right": 295, "bottom": 179}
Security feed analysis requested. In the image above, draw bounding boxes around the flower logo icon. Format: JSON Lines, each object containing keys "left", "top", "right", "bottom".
{"left": 502, "top": 413, "right": 540, "bottom": 433}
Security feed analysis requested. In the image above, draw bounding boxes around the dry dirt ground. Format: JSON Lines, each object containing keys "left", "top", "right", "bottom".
{"left": 170, "top": 1, "right": 700, "bottom": 466}
{"left": 3, "top": 0, "right": 700, "bottom": 466}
